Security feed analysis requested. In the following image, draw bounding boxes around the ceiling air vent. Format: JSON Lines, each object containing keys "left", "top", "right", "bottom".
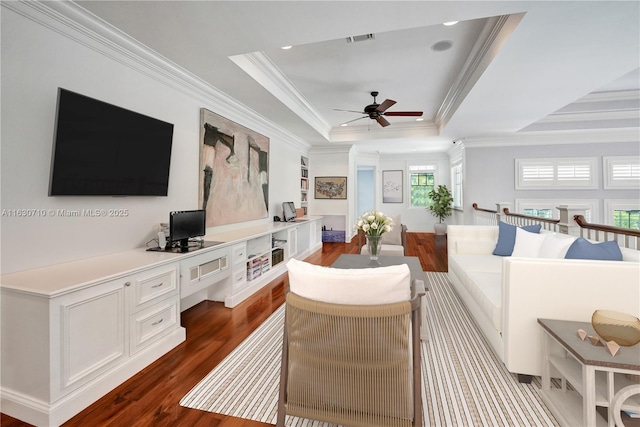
{"left": 346, "top": 33, "right": 375, "bottom": 43}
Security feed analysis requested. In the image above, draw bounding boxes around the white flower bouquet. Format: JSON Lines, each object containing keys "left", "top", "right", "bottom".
{"left": 354, "top": 210, "right": 394, "bottom": 237}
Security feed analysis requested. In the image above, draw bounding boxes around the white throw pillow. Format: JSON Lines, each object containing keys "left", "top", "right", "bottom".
{"left": 286, "top": 258, "right": 411, "bottom": 305}
{"left": 538, "top": 233, "right": 577, "bottom": 259}
{"left": 381, "top": 214, "right": 402, "bottom": 245}
{"left": 511, "top": 227, "right": 548, "bottom": 258}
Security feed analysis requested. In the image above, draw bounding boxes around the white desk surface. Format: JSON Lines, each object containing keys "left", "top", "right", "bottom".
{"left": 1, "top": 217, "right": 322, "bottom": 297}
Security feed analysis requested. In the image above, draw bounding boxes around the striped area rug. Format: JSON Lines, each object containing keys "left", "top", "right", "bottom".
{"left": 180, "top": 272, "right": 559, "bottom": 426}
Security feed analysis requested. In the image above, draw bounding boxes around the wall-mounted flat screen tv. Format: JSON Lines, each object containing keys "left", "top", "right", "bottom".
{"left": 49, "top": 88, "right": 174, "bottom": 196}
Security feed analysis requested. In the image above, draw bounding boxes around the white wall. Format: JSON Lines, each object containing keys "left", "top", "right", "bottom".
{"left": 463, "top": 140, "right": 640, "bottom": 224}
{"left": 311, "top": 149, "right": 453, "bottom": 235}
{"left": 307, "top": 147, "right": 352, "bottom": 237}
{"left": 376, "top": 153, "right": 451, "bottom": 232}
{"left": 0, "top": 4, "right": 308, "bottom": 273}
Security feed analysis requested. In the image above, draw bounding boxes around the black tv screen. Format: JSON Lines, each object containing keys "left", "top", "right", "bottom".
{"left": 49, "top": 88, "right": 174, "bottom": 196}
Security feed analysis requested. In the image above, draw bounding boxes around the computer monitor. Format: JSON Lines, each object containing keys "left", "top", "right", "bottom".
{"left": 169, "top": 210, "right": 206, "bottom": 252}
{"left": 282, "top": 202, "right": 297, "bottom": 222}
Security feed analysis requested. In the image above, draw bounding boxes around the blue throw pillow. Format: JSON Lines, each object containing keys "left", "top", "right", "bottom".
{"left": 565, "top": 238, "right": 623, "bottom": 261}
{"left": 492, "top": 221, "right": 542, "bottom": 256}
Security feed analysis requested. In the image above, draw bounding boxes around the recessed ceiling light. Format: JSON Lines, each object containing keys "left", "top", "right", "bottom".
{"left": 416, "top": 118, "right": 424, "bottom": 122}
{"left": 340, "top": 123, "right": 348, "bottom": 127}
{"left": 281, "top": 46, "right": 292, "bottom": 50}
{"left": 443, "top": 21, "right": 459, "bottom": 26}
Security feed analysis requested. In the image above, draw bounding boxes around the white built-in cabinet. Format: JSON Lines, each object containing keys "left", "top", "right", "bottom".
{"left": 1, "top": 261, "right": 184, "bottom": 427}
{"left": 1, "top": 217, "right": 322, "bottom": 426}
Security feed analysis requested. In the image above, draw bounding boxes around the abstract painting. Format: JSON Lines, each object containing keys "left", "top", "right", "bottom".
{"left": 382, "top": 170, "right": 403, "bottom": 203}
{"left": 199, "top": 108, "right": 269, "bottom": 227}
{"left": 314, "top": 177, "right": 347, "bottom": 199}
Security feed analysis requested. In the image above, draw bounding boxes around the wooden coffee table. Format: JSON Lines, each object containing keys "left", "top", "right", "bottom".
{"left": 331, "top": 254, "right": 428, "bottom": 341}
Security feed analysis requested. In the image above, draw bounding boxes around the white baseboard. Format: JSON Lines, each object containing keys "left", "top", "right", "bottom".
{"left": 1, "top": 328, "right": 185, "bottom": 427}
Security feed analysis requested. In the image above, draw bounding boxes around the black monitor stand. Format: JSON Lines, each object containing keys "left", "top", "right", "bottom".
{"left": 178, "top": 238, "right": 190, "bottom": 253}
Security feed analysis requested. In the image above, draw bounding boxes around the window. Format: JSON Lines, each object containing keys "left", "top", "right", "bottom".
{"left": 516, "top": 157, "right": 598, "bottom": 189}
{"left": 603, "top": 156, "right": 640, "bottom": 189}
{"left": 409, "top": 165, "right": 435, "bottom": 207}
{"left": 605, "top": 200, "right": 640, "bottom": 230}
{"left": 522, "top": 209, "right": 553, "bottom": 219}
{"left": 451, "top": 163, "right": 463, "bottom": 209}
{"left": 515, "top": 199, "right": 597, "bottom": 222}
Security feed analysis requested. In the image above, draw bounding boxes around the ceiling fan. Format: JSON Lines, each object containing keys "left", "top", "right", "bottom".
{"left": 334, "top": 91, "right": 423, "bottom": 127}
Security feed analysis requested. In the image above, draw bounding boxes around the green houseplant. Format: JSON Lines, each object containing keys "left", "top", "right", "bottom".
{"left": 427, "top": 184, "right": 453, "bottom": 235}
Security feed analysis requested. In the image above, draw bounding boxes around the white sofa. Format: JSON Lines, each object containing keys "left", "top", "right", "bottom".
{"left": 447, "top": 225, "right": 640, "bottom": 379}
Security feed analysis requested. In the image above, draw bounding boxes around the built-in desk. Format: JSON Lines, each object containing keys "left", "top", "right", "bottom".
{"left": 0, "top": 217, "right": 322, "bottom": 427}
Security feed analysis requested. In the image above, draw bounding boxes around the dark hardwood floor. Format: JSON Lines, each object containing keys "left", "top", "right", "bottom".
{"left": 1, "top": 233, "right": 447, "bottom": 427}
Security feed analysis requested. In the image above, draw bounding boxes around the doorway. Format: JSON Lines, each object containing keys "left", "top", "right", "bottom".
{"left": 357, "top": 166, "right": 375, "bottom": 216}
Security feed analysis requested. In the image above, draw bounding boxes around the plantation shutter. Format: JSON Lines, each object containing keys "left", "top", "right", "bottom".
{"left": 604, "top": 156, "right": 640, "bottom": 188}
{"left": 516, "top": 158, "right": 597, "bottom": 189}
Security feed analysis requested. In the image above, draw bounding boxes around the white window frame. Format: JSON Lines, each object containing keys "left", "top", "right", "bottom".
{"left": 515, "top": 199, "right": 598, "bottom": 223}
{"left": 515, "top": 157, "right": 598, "bottom": 190}
{"left": 604, "top": 199, "right": 640, "bottom": 227}
{"left": 450, "top": 162, "right": 463, "bottom": 209}
{"left": 603, "top": 156, "right": 640, "bottom": 189}
{"left": 408, "top": 164, "right": 437, "bottom": 209}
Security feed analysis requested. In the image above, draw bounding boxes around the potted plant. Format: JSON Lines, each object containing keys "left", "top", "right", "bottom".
{"left": 427, "top": 184, "right": 453, "bottom": 235}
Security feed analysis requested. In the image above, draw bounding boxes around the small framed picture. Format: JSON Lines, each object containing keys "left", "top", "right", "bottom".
{"left": 382, "top": 170, "right": 403, "bottom": 203}
{"left": 314, "top": 176, "right": 347, "bottom": 199}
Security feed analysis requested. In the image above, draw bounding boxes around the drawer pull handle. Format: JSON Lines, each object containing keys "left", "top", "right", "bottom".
{"left": 151, "top": 282, "right": 164, "bottom": 288}
{"left": 125, "top": 281, "right": 131, "bottom": 287}
{"left": 152, "top": 318, "right": 164, "bottom": 326}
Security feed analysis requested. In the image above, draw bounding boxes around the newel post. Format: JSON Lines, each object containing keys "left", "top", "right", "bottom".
{"left": 496, "top": 202, "right": 512, "bottom": 224}
{"left": 557, "top": 205, "right": 589, "bottom": 236}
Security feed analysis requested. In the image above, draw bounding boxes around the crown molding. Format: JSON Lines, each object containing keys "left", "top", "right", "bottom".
{"left": 534, "top": 110, "right": 640, "bottom": 124}
{"left": 310, "top": 145, "right": 353, "bottom": 156}
{"left": 329, "top": 120, "right": 438, "bottom": 142}
{"left": 229, "top": 52, "right": 332, "bottom": 141}
{"left": 575, "top": 89, "right": 640, "bottom": 103}
{"left": 435, "top": 12, "right": 526, "bottom": 133}
{"left": 3, "top": 0, "right": 311, "bottom": 152}
{"left": 461, "top": 128, "right": 639, "bottom": 148}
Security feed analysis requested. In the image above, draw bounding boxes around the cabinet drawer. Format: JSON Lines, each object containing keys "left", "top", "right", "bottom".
{"left": 232, "top": 268, "right": 247, "bottom": 292}
{"left": 132, "top": 268, "right": 178, "bottom": 311}
{"left": 130, "top": 298, "right": 179, "bottom": 354}
{"left": 232, "top": 243, "right": 247, "bottom": 265}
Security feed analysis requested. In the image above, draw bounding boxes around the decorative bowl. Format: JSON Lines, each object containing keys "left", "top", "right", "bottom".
{"left": 591, "top": 310, "right": 640, "bottom": 346}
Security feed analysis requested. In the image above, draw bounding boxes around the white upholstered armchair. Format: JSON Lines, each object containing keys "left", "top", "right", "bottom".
{"left": 359, "top": 214, "right": 407, "bottom": 256}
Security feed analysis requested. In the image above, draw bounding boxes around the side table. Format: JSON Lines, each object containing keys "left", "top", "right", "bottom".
{"left": 538, "top": 318, "right": 640, "bottom": 427}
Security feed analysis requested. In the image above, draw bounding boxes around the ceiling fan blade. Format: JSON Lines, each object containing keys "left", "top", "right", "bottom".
{"left": 340, "top": 116, "right": 368, "bottom": 125}
{"left": 384, "top": 111, "right": 424, "bottom": 117}
{"left": 333, "top": 108, "right": 366, "bottom": 114}
{"left": 376, "top": 116, "right": 391, "bottom": 127}
{"left": 376, "top": 99, "right": 396, "bottom": 113}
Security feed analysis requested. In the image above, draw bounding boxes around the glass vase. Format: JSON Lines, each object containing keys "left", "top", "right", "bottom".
{"left": 366, "top": 235, "right": 382, "bottom": 266}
